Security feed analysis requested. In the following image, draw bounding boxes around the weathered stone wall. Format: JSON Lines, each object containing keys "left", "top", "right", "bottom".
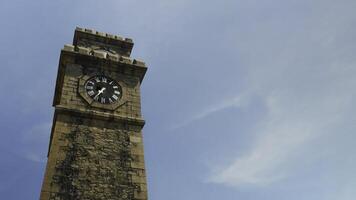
{"left": 40, "top": 113, "right": 147, "bottom": 200}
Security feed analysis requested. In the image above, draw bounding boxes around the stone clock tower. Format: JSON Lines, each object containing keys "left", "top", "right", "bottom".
{"left": 40, "top": 27, "right": 148, "bottom": 200}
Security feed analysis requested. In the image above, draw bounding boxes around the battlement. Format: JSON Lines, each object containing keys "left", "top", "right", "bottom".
{"left": 62, "top": 44, "right": 146, "bottom": 68}
{"left": 73, "top": 27, "right": 134, "bottom": 57}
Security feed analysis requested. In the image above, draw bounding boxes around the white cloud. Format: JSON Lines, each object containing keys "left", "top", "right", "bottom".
{"left": 171, "top": 95, "right": 248, "bottom": 130}
{"left": 203, "top": 0, "right": 356, "bottom": 187}
{"left": 208, "top": 68, "right": 356, "bottom": 187}
{"left": 209, "top": 88, "right": 351, "bottom": 187}
{"left": 206, "top": 49, "right": 356, "bottom": 187}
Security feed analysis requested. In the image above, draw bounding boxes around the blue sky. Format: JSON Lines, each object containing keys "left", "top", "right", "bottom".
{"left": 0, "top": 0, "right": 356, "bottom": 199}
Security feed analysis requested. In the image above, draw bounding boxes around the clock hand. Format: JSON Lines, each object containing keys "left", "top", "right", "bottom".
{"left": 94, "top": 87, "right": 106, "bottom": 99}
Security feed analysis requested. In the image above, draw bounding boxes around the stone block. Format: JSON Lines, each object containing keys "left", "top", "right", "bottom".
{"left": 131, "top": 174, "right": 147, "bottom": 183}
{"left": 131, "top": 161, "right": 145, "bottom": 169}
{"left": 133, "top": 59, "right": 146, "bottom": 67}
{"left": 96, "top": 31, "right": 106, "bottom": 37}
{"left": 63, "top": 44, "right": 74, "bottom": 52}
{"left": 115, "top": 35, "right": 124, "bottom": 41}
{"left": 93, "top": 50, "right": 107, "bottom": 59}
{"left": 106, "top": 33, "right": 115, "bottom": 39}
{"left": 125, "top": 38, "right": 133, "bottom": 43}
{"left": 85, "top": 28, "right": 94, "bottom": 34}
{"left": 130, "top": 135, "right": 142, "bottom": 143}
{"left": 75, "top": 27, "right": 85, "bottom": 32}
{"left": 134, "top": 190, "right": 147, "bottom": 199}
{"left": 120, "top": 56, "right": 133, "bottom": 64}
{"left": 107, "top": 53, "right": 119, "bottom": 61}
{"left": 77, "top": 46, "right": 91, "bottom": 55}
{"left": 131, "top": 146, "right": 144, "bottom": 156}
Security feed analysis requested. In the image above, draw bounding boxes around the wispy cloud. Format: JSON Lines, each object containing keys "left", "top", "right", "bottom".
{"left": 209, "top": 88, "right": 351, "bottom": 187}
{"left": 207, "top": 62, "right": 356, "bottom": 188}
{"left": 171, "top": 95, "right": 247, "bottom": 130}
{"left": 204, "top": 2, "right": 356, "bottom": 187}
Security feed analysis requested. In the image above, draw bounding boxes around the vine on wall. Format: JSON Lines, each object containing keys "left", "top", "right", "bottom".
{"left": 50, "top": 119, "right": 135, "bottom": 200}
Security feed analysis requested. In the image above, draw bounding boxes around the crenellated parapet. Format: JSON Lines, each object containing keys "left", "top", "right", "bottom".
{"left": 62, "top": 43, "right": 146, "bottom": 67}
{"left": 73, "top": 27, "right": 134, "bottom": 57}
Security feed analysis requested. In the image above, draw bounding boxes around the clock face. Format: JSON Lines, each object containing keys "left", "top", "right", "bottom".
{"left": 85, "top": 75, "right": 122, "bottom": 104}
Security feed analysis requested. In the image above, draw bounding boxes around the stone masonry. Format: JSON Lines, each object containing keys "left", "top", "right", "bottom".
{"left": 40, "top": 27, "right": 148, "bottom": 200}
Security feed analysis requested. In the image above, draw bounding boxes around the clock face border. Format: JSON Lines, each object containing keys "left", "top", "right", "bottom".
{"left": 78, "top": 73, "right": 128, "bottom": 110}
{"left": 84, "top": 75, "right": 122, "bottom": 104}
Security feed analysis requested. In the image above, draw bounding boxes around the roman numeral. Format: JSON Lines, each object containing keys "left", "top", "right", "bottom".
{"left": 87, "top": 81, "right": 94, "bottom": 85}
{"left": 113, "top": 86, "right": 118, "bottom": 89}
{"left": 101, "top": 97, "right": 106, "bottom": 104}
{"left": 112, "top": 95, "right": 118, "bottom": 100}
{"left": 109, "top": 98, "right": 113, "bottom": 103}
{"left": 109, "top": 81, "right": 113, "bottom": 85}
{"left": 88, "top": 90, "right": 95, "bottom": 96}
{"left": 86, "top": 85, "right": 94, "bottom": 90}
{"left": 95, "top": 77, "right": 101, "bottom": 82}
{"left": 102, "top": 77, "right": 107, "bottom": 83}
{"left": 114, "top": 90, "right": 121, "bottom": 95}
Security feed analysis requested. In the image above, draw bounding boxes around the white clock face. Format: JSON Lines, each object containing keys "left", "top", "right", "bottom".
{"left": 85, "top": 75, "right": 122, "bottom": 104}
